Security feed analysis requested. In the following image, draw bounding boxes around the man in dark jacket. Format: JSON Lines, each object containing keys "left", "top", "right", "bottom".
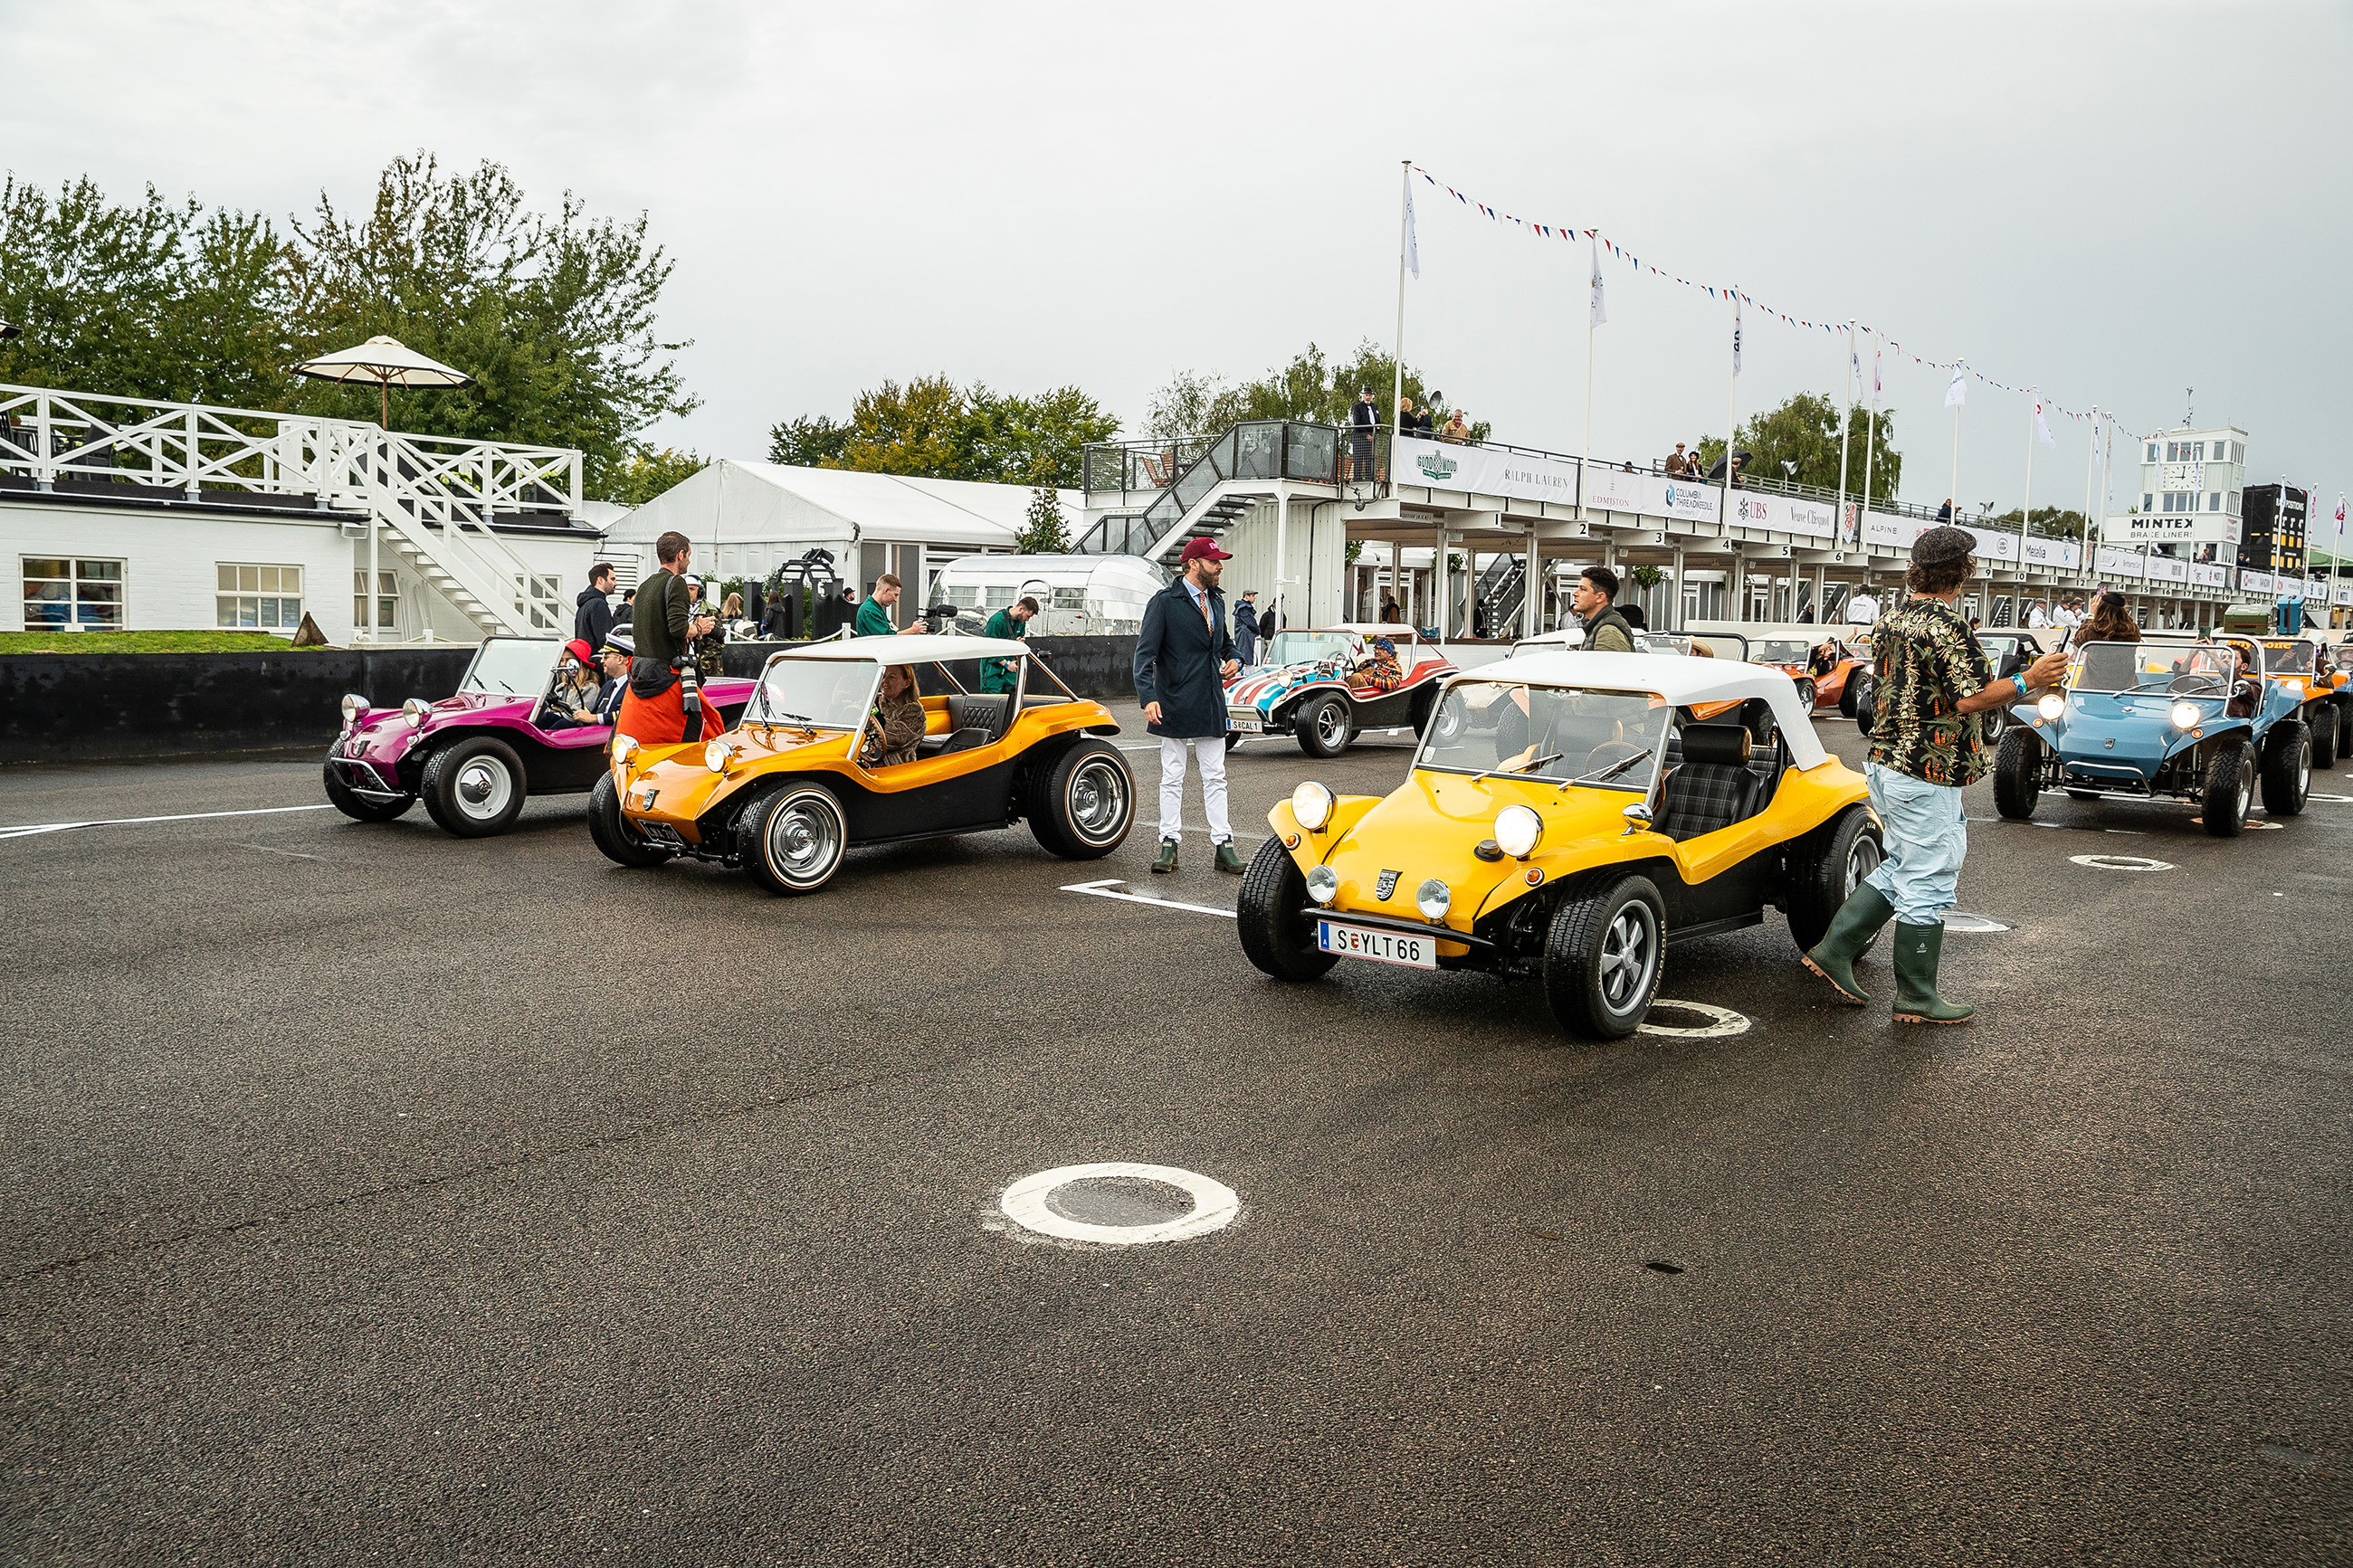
{"left": 574, "top": 565, "right": 617, "bottom": 647}
{"left": 1135, "top": 537, "right": 1243, "bottom": 874}
{"left": 1233, "top": 591, "right": 1260, "bottom": 666}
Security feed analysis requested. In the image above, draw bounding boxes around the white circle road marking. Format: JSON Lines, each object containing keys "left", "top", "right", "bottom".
{"left": 1942, "top": 911, "right": 2013, "bottom": 933}
{"left": 998, "top": 1163, "right": 1239, "bottom": 1247}
{"left": 1637, "top": 1000, "right": 1750, "bottom": 1039}
{"left": 2070, "top": 853, "right": 2176, "bottom": 871}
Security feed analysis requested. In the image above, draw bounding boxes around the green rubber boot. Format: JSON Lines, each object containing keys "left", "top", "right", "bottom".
{"left": 1891, "top": 920, "right": 1974, "bottom": 1025}
{"left": 1802, "top": 884, "right": 1895, "bottom": 1006}
{"left": 1150, "top": 838, "right": 1178, "bottom": 874}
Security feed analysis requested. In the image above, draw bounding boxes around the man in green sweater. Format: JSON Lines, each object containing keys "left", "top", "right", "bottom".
{"left": 617, "top": 529, "right": 719, "bottom": 746}
{"left": 853, "top": 573, "right": 929, "bottom": 638}
{"left": 980, "top": 595, "right": 1038, "bottom": 692}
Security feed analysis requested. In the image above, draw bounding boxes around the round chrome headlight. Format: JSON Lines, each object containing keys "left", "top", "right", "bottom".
{"left": 1493, "top": 803, "right": 1542, "bottom": 859}
{"left": 2035, "top": 692, "right": 2066, "bottom": 721}
{"left": 611, "top": 734, "right": 639, "bottom": 768}
{"left": 339, "top": 693, "right": 369, "bottom": 727}
{"left": 1291, "top": 780, "right": 1334, "bottom": 832}
{"left": 2170, "top": 700, "right": 2201, "bottom": 731}
{"left": 704, "top": 738, "right": 740, "bottom": 774}
{"left": 1415, "top": 878, "right": 1452, "bottom": 921}
{"left": 1305, "top": 864, "right": 1338, "bottom": 905}
{"left": 401, "top": 698, "right": 431, "bottom": 728}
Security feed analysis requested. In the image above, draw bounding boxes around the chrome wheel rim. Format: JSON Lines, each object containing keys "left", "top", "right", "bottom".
{"left": 1316, "top": 704, "right": 1346, "bottom": 746}
{"left": 1069, "top": 758, "right": 1129, "bottom": 841}
{"left": 454, "top": 757, "right": 513, "bottom": 819}
{"left": 1843, "top": 834, "right": 1881, "bottom": 898}
{"left": 1598, "top": 905, "right": 1657, "bottom": 1014}
{"left": 770, "top": 796, "right": 841, "bottom": 881}
{"left": 2299, "top": 742, "right": 2310, "bottom": 796}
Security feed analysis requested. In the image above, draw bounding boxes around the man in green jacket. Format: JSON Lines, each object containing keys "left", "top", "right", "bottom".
{"left": 853, "top": 573, "right": 929, "bottom": 638}
{"left": 980, "top": 595, "right": 1038, "bottom": 692}
{"left": 1571, "top": 565, "right": 1637, "bottom": 652}
{"left": 617, "top": 530, "right": 719, "bottom": 746}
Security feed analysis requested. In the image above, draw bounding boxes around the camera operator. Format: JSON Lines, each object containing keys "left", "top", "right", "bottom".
{"left": 616, "top": 531, "right": 724, "bottom": 748}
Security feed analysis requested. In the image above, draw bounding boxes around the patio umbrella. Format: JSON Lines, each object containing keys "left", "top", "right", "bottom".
{"left": 291, "top": 335, "right": 473, "bottom": 429}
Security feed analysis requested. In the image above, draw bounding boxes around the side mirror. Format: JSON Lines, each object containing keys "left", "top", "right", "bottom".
{"left": 1621, "top": 802, "right": 1653, "bottom": 836}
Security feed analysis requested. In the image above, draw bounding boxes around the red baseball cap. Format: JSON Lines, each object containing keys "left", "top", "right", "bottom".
{"left": 1179, "top": 537, "right": 1233, "bottom": 564}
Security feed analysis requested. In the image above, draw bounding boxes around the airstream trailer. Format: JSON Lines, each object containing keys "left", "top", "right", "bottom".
{"left": 931, "top": 555, "right": 1168, "bottom": 637}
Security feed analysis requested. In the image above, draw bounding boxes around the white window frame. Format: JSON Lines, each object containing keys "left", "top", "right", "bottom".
{"left": 514, "top": 573, "right": 565, "bottom": 632}
{"left": 23, "top": 556, "right": 127, "bottom": 631}
{"left": 354, "top": 568, "right": 400, "bottom": 632}
{"left": 216, "top": 563, "right": 306, "bottom": 632}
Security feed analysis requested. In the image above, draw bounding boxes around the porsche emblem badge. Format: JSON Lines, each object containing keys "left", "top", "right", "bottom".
{"left": 1375, "top": 870, "right": 1401, "bottom": 899}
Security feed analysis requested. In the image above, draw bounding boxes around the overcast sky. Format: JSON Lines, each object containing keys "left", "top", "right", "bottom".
{"left": 7, "top": 1, "right": 2349, "bottom": 518}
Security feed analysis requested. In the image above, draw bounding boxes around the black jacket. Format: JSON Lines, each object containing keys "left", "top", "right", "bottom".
{"left": 1134, "top": 577, "right": 1234, "bottom": 739}
{"left": 574, "top": 585, "right": 616, "bottom": 648}
{"left": 1233, "top": 600, "right": 1259, "bottom": 638}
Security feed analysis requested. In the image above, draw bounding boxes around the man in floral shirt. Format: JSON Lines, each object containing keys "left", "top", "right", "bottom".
{"left": 1803, "top": 527, "right": 2069, "bottom": 1024}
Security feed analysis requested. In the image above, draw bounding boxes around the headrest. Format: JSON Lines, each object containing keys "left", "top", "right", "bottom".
{"left": 1680, "top": 723, "right": 1752, "bottom": 765}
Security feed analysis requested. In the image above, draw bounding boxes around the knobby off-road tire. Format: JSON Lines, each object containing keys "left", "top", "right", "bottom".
{"left": 587, "top": 773, "right": 673, "bottom": 868}
{"left": 1026, "top": 738, "right": 1134, "bottom": 860}
{"left": 2309, "top": 705, "right": 2337, "bottom": 770}
{"left": 1236, "top": 837, "right": 1338, "bottom": 982}
{"left": 322, "top": 762, "right": 414, "bottom": 822}
{"left": 2261, "top": 719, "right": 2311, "bottom": 817}
{"left": 1785, "top": 805, "right": 1884, "bottom": 954}
{"left": 420, "top": 736, "right": 527, "bottom": 838}
{"left": 740, "top": 783, "right": 850, "bottom": 894}
{"left": 1295, "top": 694, "right": 1354, "bottom": 759}
{"left": 1993, "top": 728, "right": 2043, "bottom": 821}
{"left": 1542, "top": 873, "right": 1665, "bottom": 1040}
{"left": 2202, "top": 742, "right": 2253, "bottom": 838}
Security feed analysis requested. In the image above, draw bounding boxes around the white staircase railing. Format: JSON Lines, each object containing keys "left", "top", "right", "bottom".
{"left": 0, "top": 383, "right": 584, "bottom": 638}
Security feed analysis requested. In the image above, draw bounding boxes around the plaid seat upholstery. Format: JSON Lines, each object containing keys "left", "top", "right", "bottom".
{"left": 1653, "top": 723, "right": 1763, "bottom": 841}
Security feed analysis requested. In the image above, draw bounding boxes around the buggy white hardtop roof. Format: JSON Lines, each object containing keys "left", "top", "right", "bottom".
{"left": 1452, "top": 651, "right": 1828, "bottom": 769}
{"left": 770, "top": 633, "right": 1033, "bottom": 663}
{"left": 1294, "top": 622, "right": 1418, "bottom": 639}
{"left": 1686, "top": 621, "right": 1853, "bottom": 648}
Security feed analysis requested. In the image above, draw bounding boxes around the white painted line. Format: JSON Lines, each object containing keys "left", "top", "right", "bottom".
{"left": 998, "top": 1162, "right": 1239, "bottom": 1246}
{"left": 2070, "top": 853, "right": 2176, "bottom": 871}
{"left": 233, "top": 841, "right": 328, "bottom": 862}
{"left": 1638, "top": 1000, "right": 1751, "bottom": 1039}
{"left": 1941, "top": 911, "right": 2012, "bottom": 933}
{"left": 1062, "top": 878, "right": 1236, "bottom": 918}
{"left": 2243, "top": 820, "right": 2285, "bottom": 831}
{"left": 0, "top": 803, "right": 336, "bottom": 841}
{"left": 2309, "top": 793, "right": 2353, "bottom": 803}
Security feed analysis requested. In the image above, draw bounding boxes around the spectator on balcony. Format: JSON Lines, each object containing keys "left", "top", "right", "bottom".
{"left": 1414, "top": 401, "right": 1434, "bottom": 439}
{"left": 1664, "top": 442, "right": 1691, "bottom": 477}
{"left": 1935, "top": 499, "right": 1954, "bottom": 523}
{"left": 1348, "top": 388, "right": 1378, "bottom": 480}
{"left": 1439, "top": 410, "right": 1471, "bottom": 444}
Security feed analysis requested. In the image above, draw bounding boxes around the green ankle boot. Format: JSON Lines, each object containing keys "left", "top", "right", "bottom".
{"left": 1803, "top": 884, "right": 1895, "bottom": 1005}
{"left": 1891, "top": 920, "right": 1973, "bottom": 1025}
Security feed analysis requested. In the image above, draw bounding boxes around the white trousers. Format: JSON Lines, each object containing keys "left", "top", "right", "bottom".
{"left": 1157, "top": 735, "right": 1231, "bottom": 843}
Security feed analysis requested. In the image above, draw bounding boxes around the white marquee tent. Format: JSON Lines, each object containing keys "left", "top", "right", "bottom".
{"left": 597, "top": 460, "right": 1081, "bottom": 603}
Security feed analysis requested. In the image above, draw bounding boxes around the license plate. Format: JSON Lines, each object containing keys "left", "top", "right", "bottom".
{"left": 1227, "top": 715, "right": 1263, "bottom": 734}
{"left": 1315, "top": 920, "right": 1436, "bottom": 969}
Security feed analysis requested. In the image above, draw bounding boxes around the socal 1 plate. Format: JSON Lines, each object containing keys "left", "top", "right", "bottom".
{"left": 1315, "top": 919, "right": 1435, "bottom": 969}
{"left": 1226, "top": 712, "right": 1264, "bottom": 735}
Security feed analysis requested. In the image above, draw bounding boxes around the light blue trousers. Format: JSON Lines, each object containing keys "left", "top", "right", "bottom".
{"left": 1862, "top": 761, "right": 1967, "bottom": 924}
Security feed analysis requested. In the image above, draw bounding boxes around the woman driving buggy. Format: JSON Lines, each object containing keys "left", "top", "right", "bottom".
{"left": 861, "top": 663, "right": 927, "bottom": 766}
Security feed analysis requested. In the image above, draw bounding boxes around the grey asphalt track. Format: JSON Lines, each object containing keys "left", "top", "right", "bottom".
{"left": 3, "top": 708, "right": 2348, "bottom": 1565}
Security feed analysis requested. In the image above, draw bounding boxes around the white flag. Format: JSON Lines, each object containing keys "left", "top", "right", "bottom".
{"left": 1873, "top": 347, "right": 1882, "bottom": 396}
{"left": 1588, "top": 237, "right": 1606, "bottom": 328}
{"left": 1731, "top": 291, "right": 1743, "bottom": 375}
{"left": 1405, "top": 184, "right": 1419, "bottom": 281}
{"left": 2034, "top": 398, "right": 2055, "bottom": 449}
{"left": 2091, "top": 418, "right": 2103, "bottom": 461}
{"left": 1945, "top": 367, "right": 1967, "bottom": 409}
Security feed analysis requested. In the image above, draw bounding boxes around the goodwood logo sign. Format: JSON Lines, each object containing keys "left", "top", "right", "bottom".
{"left": 1415, "top": 451, "right": 1459, "bottom": 481}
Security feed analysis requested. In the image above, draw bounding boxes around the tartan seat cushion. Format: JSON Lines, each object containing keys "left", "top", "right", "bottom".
{"left": 1653, "top": 723, "right": 1762, "bottom": 841}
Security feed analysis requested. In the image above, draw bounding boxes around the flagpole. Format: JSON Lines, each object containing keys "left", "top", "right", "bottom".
{"left": 2079, "top": 405, "right": 2100, "bottom": 586}
{"left": 1834, "top": 320, "right": 1853, "bottom": 553}
{"left": 1859, "top": 333, "right": 1881, "bottom": 540}
{"left": 1392, "top": 159, "right": 1409, "bottom": 454}
{"left": 1949, "top": 361, "right": 1964, "bottom": 518}
{"left": 1583, "top": 245, "right": 1597, "bottom": 469}
{"left": 2017, "top": 391, "right": 2037, "bottom": 575}
{"left": 1722, "top": 290, "right": 1739, "bottom": 620}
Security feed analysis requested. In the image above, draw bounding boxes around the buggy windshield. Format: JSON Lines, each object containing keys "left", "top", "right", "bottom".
{"left": 460, "top": 637, "right": 560, "bottom": 698}
{"left": 1749, "top": 640, "right": 1811, "bottom": 664}
{"left": 1417, "top": 681, "right": 1670, "bottom": 791}
{"left": 751, "top": 657, "right": 881, "bottom": 729}
{"left": 1267, "top": 631, "right": 1358, "bottom": 668}
{"left": 2262, "top": 640, "right": 2316, "bottom": 674}
{"left": 2074, "top": 641, "right": 2233, "bottom": 695}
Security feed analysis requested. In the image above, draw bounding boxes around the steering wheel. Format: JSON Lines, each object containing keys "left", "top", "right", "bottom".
{"left": 2167, "top": 674, "right": 2220, "bottom": 695}
{"left": 1584, "top": 739, "right": 1648, "bottom": 774}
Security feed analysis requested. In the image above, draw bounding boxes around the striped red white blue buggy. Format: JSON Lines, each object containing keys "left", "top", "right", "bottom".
{"left": 1224, "top": 624, "right": 1460, "bottom": 757}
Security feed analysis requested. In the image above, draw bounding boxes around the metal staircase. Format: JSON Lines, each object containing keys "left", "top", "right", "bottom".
{"left": 1075, "top": 420, "right": 1364, "bottom": 564}
{"left": 1472, "top": 555, "right": 1526, "bottom": 636}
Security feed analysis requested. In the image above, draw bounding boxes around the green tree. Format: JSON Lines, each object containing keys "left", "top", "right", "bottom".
{"left": 1984, "top": 504, "right": 2089, "bottom": 540}
{"left": 767, "top": 376, "right": 1117, "bottom": 487}
{"left": 605, "top": 447, "right": 708, "bottom": 507}
{"left": 1146, "top": 340, "right": 1489, "bottom": 441}
{"left": 1016, "top": 486, "right": 1070, "bottom": 553}
{"left": 1698, "top": 392, "right": 1901, "bottom": 502}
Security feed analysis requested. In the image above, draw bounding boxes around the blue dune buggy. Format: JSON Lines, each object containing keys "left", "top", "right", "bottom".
{"left": 1993, "top": 634, "right": 2311, "bottom": 837}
